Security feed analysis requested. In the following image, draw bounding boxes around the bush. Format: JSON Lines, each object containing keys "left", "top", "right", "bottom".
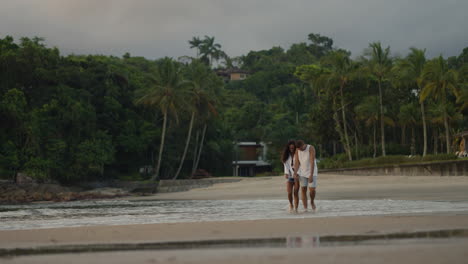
{"left": 421, "top": 153, "right": 458, "bottom": 162}
{"left": 319, "top": 153, "right": 459, "bottom": 170}
{"left": 317, "top": 153, "right": 349, "bottom": 169}
{"left": 117, "top": 172, "right": 145, "bottom": 181}
{"left": 318, "top": 158, "right": 341, "bottom": 169}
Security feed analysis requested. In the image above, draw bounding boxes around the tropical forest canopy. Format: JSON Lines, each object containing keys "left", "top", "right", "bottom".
{"left": 0, "top": 34, "right": 467, "bottom": 183}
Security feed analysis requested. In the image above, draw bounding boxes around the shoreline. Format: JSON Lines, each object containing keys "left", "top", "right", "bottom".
{"left": 1, "top": 214, "right": 468, "bottom": 249}
{"left": 2, "top": 174, "right": 468, "bottom": 204}
{"left": 1, "top": 174, "right": 468, "bottom": 263}
{"left": 134, "top": 174, "right": 468, "bottom": 201}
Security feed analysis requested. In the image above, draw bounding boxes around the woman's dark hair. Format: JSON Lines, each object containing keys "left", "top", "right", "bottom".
{"left": 281, "top": 140, "right": 296, "bottom": 163}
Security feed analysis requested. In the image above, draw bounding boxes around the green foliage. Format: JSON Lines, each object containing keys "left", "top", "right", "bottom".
{"left": 75, "top": 131, "right": 115, "bottom": 175}
{"left": 319, "top": 154, "right": 458, "bottom": 169}
{"left": 24, "top": 157, "right": 53, "bottom": 182}
{"left": 0, "top": 34, "right": 465, "bottom": 183}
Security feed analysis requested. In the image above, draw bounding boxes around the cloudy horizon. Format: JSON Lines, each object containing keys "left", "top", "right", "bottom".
{"left": 1, "top": 0, "right": 467, "bottom": 60}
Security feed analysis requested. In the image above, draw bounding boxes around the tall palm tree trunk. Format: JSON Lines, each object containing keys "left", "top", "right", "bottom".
{"left": 373, "top": 122, "right": 377, "bottom": 158}
{"left": 340, "top": 83, "right": 352, "bottom": 161}
{"left": 354, "top": 131, "right": 358, "bottom": 160}
{"left": 411, "top": 126, "right": 416, "bottom": 155}
{"left": 191, "top": 130, "right": 200, "bottom": 178}
{"left": 378, "top": 78, "right": 386, "bottom": 156}
{"left": 152, "top": 111, "right": 167, "bottom": 181}
{"left": 420, "top": 102, "right": 428, "bottom": 156}
{"left": 192, "top": 124, "right": 207, "bottom": 176}
{"left": 173, "top": 112, "right": 195, "bottom": 180}
{"left": 443, "top": 110, "right": 451, "bottom": 154}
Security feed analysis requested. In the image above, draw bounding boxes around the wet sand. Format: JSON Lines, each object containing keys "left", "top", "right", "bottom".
{"left": 1, "top": 214, "right": 468, "bottom": 248}
{"left": 1, "top": 174, "right": 468, "bottom": 263}
{"left": 4, "top": 242, "right": 468, "bottom": 264}
{"left": 148, "top": 174, "right": 468, "bottom": 201}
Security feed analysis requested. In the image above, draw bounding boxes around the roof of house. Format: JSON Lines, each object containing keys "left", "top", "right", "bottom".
{"left": 227, "top": 68, "right": 249, "bottom": 74}
{"left": 215, "top": 68, "right": 250, "bottom": 75}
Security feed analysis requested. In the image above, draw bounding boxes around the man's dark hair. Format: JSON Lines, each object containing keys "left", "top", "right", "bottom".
{"left": 296, "top": 140, "right": 305, "bottom": 149}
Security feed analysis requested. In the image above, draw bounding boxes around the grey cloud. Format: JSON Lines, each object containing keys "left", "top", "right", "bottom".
{"left": 0, "top": 0, "right": 467, "bottom": 59}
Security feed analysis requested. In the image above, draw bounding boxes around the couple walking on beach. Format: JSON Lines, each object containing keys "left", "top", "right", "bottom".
{"left": 282, "top": 140, "right": 318, "bottom": 213}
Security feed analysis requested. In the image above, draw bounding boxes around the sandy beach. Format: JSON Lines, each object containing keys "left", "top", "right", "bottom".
{"left": 150, "top": 174, "right": 468, "bottom": 201}
{"left": 1, "top": 174, "right": 468, "bottom": 263}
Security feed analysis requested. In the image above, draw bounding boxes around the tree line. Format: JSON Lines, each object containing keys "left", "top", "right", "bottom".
{"left": 0, "top": 34, "right": 467, "bottom": 182}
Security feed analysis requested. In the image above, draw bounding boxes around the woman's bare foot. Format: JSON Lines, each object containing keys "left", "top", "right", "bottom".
{"left": 311, "top": 202, "right": 316, "bottom": 210}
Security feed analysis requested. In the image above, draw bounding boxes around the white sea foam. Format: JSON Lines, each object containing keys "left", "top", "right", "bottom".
{"left": 0, "top": 199, "right": 467, "bottom": 230}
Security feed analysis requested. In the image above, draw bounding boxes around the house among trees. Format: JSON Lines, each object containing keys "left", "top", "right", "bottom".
{"left": 232, "top": 142, "right": 271, "bottom": 177}
{"left": 216, "top": 68, "right": 249, "bottom": 82}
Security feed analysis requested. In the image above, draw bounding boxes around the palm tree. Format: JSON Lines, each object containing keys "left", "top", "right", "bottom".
{"left": 420, "top": 56, "right": 459, "bottom": 154}
{"left": 188, "top": 36, "right": 202, "bottom": 58}
{"left": 355, "top": 96, "right": 380, "bottom": 158}
{"left": 320, "top": 50, "right": 355, "bottom": 160}
{"left": 191, "top": 69, "right": 222, "bottom": 177}
{"left": 364, "top": 42, "right": 392, "bottom": 156}
{"left": 173, "top": 60, "right": 219, "bottom": 180}
{"left": 136, "top": 57, "right": 188, "bottom": 181}
{"left": 456, "top": 64, "right": 468, "bottom": 111}
{"left": 295, "top": 64, "right": 350, "bottom": 159}
{"left": 200, "top": 36, "right": 223, "bottom": 67}
{"left": 398, "top": 103, "right": 419, "bottom": 155}
{"left": 294, "top": 64, "right": 352, "bottom": 159}
{"left": 427, "top": 101, "right": 462, "bottom": 153}
{"left": 458, "top": 87, "right": 468, "bottom": 111}
{"left": 393, "top": 48, "right": 428, "bottom": 156}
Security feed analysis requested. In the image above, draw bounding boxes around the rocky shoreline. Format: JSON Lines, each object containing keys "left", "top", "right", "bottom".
{"left": 0, "top": 174, "right": 240, "bottom": 204}
{"left": 0, "top": 183, "right": 131, "bottom": 204}
{"left": 0, "top": 177, "right": 242, "bottom": 204}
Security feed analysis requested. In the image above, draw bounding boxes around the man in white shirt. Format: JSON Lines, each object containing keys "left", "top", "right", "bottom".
{"left": 293, "top": 140, "right": 318, "bottom": 211}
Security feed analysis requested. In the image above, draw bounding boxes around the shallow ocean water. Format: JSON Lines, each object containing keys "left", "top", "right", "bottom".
{"left": 1, "top": 199, "right": 468, "bottom": 230}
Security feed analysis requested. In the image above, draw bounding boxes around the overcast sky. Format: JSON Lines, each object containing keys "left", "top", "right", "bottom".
{"left": 1, "top": 0, "right": 467, "bottom": 60}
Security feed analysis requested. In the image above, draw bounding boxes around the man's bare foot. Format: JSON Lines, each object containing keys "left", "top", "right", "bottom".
{"left": 289, "top": 204, "right": 294, "bottom": 213}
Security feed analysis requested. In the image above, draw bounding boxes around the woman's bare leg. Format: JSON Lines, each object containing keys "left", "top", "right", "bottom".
{"left": 293, "top": 181, "right": 300, "bottom": 212}
{"left": 286, "top": 181, "right": 293, "bottom": 211}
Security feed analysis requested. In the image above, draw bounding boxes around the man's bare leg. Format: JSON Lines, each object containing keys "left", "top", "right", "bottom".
{"left": 309, "top": 187, "right": 316, "bottom": 210}
{"left": 293, "top": 181, "right": 300, "bottom": 212}
{"left": 301, "top": 187, "right": 308, "bottom": 211}
{"left": 286, "top": 181, "right": 293, "bottom": 212}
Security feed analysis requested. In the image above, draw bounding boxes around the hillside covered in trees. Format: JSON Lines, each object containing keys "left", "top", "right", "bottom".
{"left": 1, "top": 34, "right": 467, "bottom": 183}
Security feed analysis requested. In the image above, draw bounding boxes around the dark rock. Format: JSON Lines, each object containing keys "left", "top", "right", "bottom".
{"left": 15, "top": 173, "right": 36, "bottom": 185}
{"left": 43, "top": 192, "right": 53, "bottom": 201}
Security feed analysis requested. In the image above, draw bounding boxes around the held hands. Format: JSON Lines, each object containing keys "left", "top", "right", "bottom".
{"left": 284, "top": 174, "right": 288, "bottom": 179}
{"left": 293, "top": 173, "right": 299, "bottom": 180}
{"left": 308, "top": 175, "right": 313, "bottom": 183}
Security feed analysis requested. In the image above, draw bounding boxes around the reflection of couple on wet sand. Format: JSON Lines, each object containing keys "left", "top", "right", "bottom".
{"left": 282, "top": 140, "right": 318, "bottom": 213}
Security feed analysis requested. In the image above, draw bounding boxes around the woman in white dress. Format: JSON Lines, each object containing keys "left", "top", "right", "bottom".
{"left": 282, "top": 140, "right": 299, "bottom": 213}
